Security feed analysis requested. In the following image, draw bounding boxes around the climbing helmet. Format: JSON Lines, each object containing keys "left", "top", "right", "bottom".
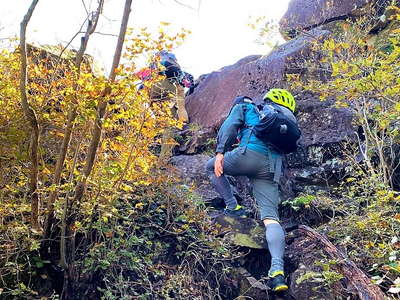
{"left": 263, "top": 88, "right": 296, "bottom": 113}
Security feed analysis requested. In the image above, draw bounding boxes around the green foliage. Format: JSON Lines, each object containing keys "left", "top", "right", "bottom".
{"left": 283, "top": 194, "right": 316, "bottom": 211}
{"left": 287, "top": 9, "right": 400, "bottom": 295}
{"left": 318, "top": 181, "right": 400, "bottom": 294}
{"left": 289, "top": 14, "right": 400, "bottom": 187}
{"left": 297, "top": 260, "right": 343, "bottom": 287}
{"left": 0, "top": 21, "right": 238, "bottom": 299}
{"left": 0, "top": 220, "right": 44, "bottom": 298}
{"left": 79, "top": 175, "right": 235, "bottom": 299}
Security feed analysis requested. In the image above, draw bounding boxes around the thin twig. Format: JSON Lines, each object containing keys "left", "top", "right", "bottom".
{"left": 92, "top": 31, "right": 118, "bottom": 37}
{"left": 173, "top": 0, "right": 196, "bottom": 10}
{"left": 81, "top": 0, "right": 89, "bottom": 15}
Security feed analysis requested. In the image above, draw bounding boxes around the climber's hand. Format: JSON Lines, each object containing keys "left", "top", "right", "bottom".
{"left": 214, "top": 153, "right": 224, "bottom": 177}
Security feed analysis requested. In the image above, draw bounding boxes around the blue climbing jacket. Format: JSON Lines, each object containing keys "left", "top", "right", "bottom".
{"left": 216, "top": 101, "right": 279, "bottom": 157}
{"left": 215, "top": 99, "right": 283, "bottom": 182}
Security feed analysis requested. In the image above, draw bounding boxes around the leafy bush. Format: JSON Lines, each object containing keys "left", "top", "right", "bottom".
{"left": 0, "top": 21, "right": 239, "bottom": 299}
{"left": 287, "top": 10, "right": 400, "bottom": 294}
{"left": 77, "top": 174, "right": 235, "bottom": 299}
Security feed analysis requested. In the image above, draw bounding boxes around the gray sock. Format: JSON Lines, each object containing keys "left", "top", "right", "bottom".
{"left": 265, "top": 223, "right": 285, "bottom": 276}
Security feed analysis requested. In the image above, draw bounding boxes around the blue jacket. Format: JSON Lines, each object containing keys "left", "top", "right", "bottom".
{"left": 216, "top": 103, "right": 280, "bottom": 157}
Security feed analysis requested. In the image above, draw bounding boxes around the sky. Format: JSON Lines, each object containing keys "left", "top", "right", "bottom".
{"left": 1, "top": 0, "right": 290, "bottom": 78}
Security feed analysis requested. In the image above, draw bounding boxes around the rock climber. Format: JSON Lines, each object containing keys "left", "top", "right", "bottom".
{"left": 138, "top": 50, "right": 194, "bottom": 161}
{"left": 206, "top": 89, "right": 298, "bottom": 292}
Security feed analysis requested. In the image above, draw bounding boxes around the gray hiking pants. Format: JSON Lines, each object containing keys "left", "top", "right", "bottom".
{"left": 206, "top": 147, "right": 281, "bottom": 221}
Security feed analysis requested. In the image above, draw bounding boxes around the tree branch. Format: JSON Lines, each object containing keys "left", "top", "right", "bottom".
{"left": 109, "top": 0, "right": 132, "bottom": 81}
{"left": 92, "top": 31, "right": 118, "bottom": 37}
{"left": 299, "top": 225, "right": 386, "bottom": 300}
{"left": 44, "top": 0, "right": 104, "bottom": 269}
{"left": 20, "top": 0, "right": 40, "bottom": 230}
{"left": 81, "top": 0, "right": 89, "bottom": 15}
{"left": 71, "top": 0, "right": 132, "bottom": 216}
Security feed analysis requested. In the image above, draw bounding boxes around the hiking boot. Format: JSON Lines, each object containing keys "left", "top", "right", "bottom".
{"left": 268, "top": 271, "right": 288, "bottom": 293}
{"left": 223, "top": 205, "right": 247, "bottom": 218}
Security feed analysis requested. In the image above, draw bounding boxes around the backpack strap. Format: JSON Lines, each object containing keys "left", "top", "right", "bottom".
{"left": 273, "top": 156, "right": 282, "bottom": 183}
{"left": 241, "top": 102, "right": 272, "bottom": 154}
{"left": 246, "top": 104, "right": 283, "bottom": 182}
{"left": 240, "top": 102, "right": 257, "bottom": 154}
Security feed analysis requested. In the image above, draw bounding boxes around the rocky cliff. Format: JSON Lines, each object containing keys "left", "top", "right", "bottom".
{"left": 183, "top": 0, "right": 395, "bottom": 199}
{"left": 171, "top": 0, "right": 397, "bottom": 299}
{"left": 184, "top": 28, "right": 354, "bottom": 199}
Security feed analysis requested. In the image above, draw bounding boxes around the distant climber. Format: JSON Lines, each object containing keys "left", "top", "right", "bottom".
{"left": 206, "top": 89, "right": 300, "bottom": 293}
{"left": 138, "top": 50, "right": 194, "bottom": 161}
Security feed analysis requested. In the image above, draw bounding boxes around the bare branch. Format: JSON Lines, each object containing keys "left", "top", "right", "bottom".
{"left": 109, "top": 0, "right": 132, "bottom": 81}
{"left": 20, "top": 0, "right": 40, "bottom": 230}
{"left": 173, "top": 0, "right": 196, "bottom": 10}
{"left": 71, "top": 0, "right": 133, "bottom": 218}
{"left": 75, "top": 0, "right": 104, "bottom": 69}
{"left": 81, "top": 0, "right": 89, "bottom": 15}
{"left": 43, "top": 0, "right": 105, "bottom": 268}
{"left": 92, "top": 31, "right": 118, "bottom": 37}
{"left": 78, "top": 30, "right": 118, "bottom": 37}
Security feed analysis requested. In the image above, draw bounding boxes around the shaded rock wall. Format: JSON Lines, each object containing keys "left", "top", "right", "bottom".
{"left": 280, "top": 0, "right": 371, "bottom": 38}
{"left": 171, "top": 1, "right": 394, "bottom": 299}
{"left": 279, "top": 0, "right": 391, "bottom": 39}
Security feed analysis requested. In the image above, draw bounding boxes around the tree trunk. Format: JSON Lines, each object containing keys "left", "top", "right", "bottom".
{"left": 61, "top": 1, "right": 132, "bottom": 298}
{"left": 44, "top": 0, "right": 104, "bottom": 242}
{"left": 72, "top": 0, "right": 132, "bottom": 205}
{"left": 298, "top": 225, "right": 386, "bottom": 300}
{"left": 20, "top": 0, "right": 40, "bottom": 230}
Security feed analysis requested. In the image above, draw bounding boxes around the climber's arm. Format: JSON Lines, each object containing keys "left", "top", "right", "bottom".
{"left": 215, "top": 104, "right": 245, "bottom": 154}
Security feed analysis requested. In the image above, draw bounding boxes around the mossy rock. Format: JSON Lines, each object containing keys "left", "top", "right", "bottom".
{"left": 214, "top": 215, "right": 266, "bottom": 249}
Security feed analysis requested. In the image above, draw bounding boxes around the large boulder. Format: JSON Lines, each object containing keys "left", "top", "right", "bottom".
{"left": 186, "top": 29, "right": 330, "bottom": 131}
{"left": 185, "top": 29, "right": 357, "bottom": 197}
{"left": 279, "top": 0, "right": 392, "bottom": 39}
{"left": 170, "top": 154, "right": 220, "bottom": 203}
{"left": 280, "top": 0, "right": 371, "bottom": 38}
{"left": 185, "top": 55, "right": 260, "bottom": 131}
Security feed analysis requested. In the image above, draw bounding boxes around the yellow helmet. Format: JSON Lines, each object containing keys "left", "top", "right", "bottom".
{"left": 263, "top": 89, "right": 296, "bottom": 113}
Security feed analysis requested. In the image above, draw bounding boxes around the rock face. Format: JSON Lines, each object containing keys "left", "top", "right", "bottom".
{"left": 171, "top": 154, "right": 254, "bottom": 208}
{"left": 279, "top": 0, "right": 393, "bottom": 39}
{"left": 184, "top": 28, "right": 356, "bottom": 198}
{"left": 185, "top": 55, "right": 260, "bottom": 131}
{"left": 186, "top": 29, "right": 330, "bottom": 131}
{"left": 285, "top": 227, "right": 347, "bottom": 300}
{"left": 234, "top": 268, "right": 269, "bottom": 299}
{"left": 173, "top": 1, "right": 394, "bottom": 299}
{"left": 279, "top": 0, "right": 371, "bottom": 37}
{"left": 171, "top": 155, "right": 220, "bottom": 203}
{"left": 177, "top": 128, "right": 215, "bottom": 155}
{"left": 214, "top": 215, "right": 267, "bottom": 249}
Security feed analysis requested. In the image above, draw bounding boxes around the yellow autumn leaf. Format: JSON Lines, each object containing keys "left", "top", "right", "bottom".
{"left": 135, "top": 202, "right": 144, "bottom": 209}
{"left": 42, "top": 167, "right": 51, "bottom": 175}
